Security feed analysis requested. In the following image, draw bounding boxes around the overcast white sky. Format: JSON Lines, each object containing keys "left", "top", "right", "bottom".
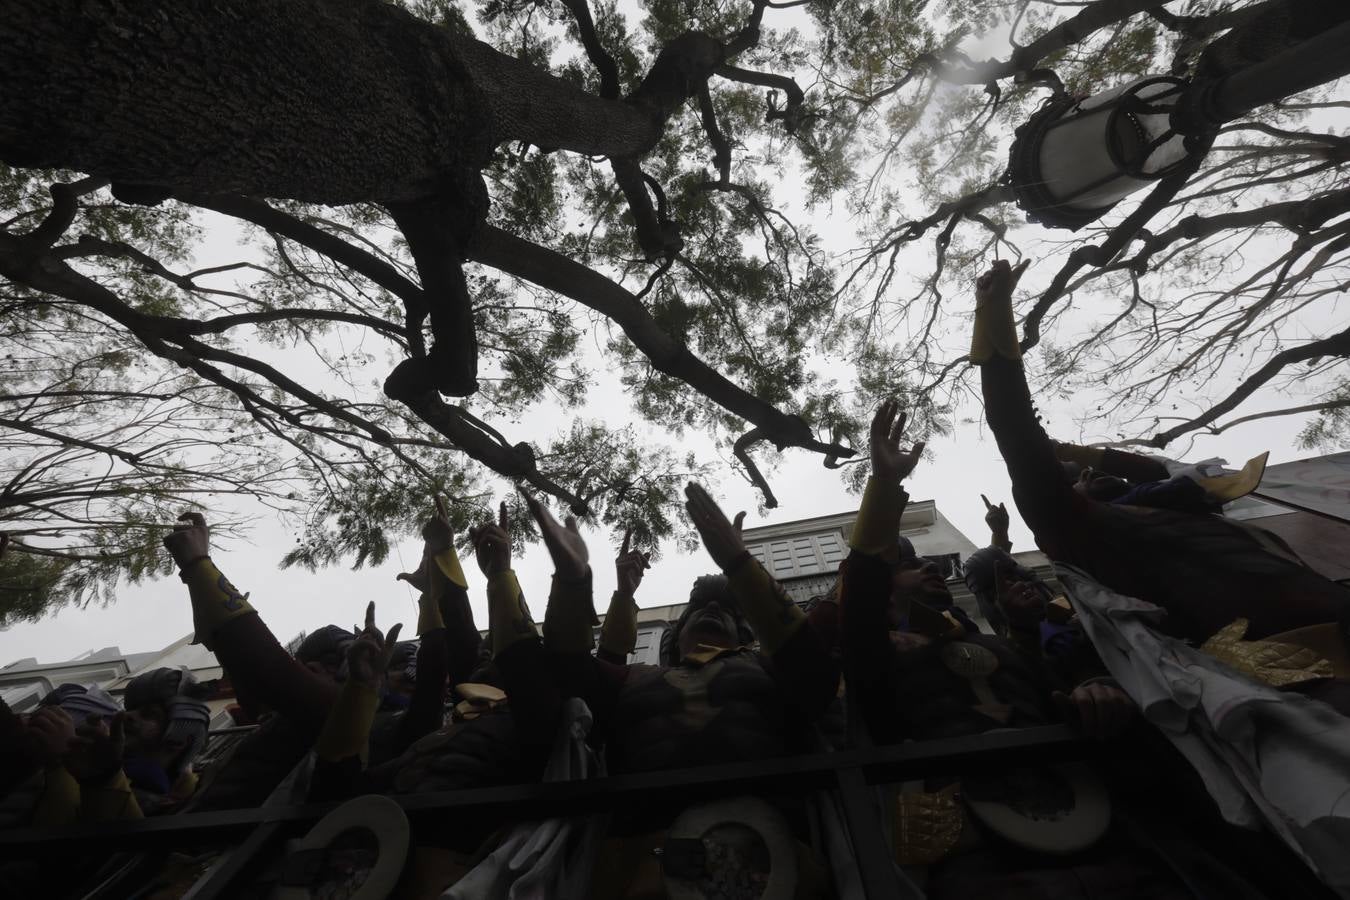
{"left": 0, "top": 4, "right": 1342, "bottom": 667}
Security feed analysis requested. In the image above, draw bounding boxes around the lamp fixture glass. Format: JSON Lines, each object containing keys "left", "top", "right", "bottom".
{"left": 1009, "top": 76, "right": 1191, "bottom": 230}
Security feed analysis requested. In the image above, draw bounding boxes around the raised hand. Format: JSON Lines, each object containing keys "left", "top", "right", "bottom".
{"left": 162, "top": 511, "right": 210, "bottom": 569}
{"left": 520, "top": 489, "right": 589, "bottom": 580}
{"left": 27, "top": 706, "right": 76, "bottom": 766}
{"left": 615, "top": 527, "right": 652, "bottom": 598}
{"left": 975, "top": 258, "right": 1029, "bottom": 307}
{"left": 999, "top": 579, "right": 1046, "bottom": 629}
{"left": 64, "top": 714, "right": 126, "bottom": 783}
{"left": 684, "top": 483, "right": 748, "bottom": 571}
{"left": 981, "top": 494, "right": 1010, "bottom": 533}
{"left": 397, "top": 496, "right": 454, "bottom": 589}
{"left": 422, "top": 496, "right": 453, "bottom": 554}
{"left": 870, "top": 399, "right": 926, "bottom": 483}
{"left": 346, "top": 601, "right": 404, "bottom": 690}
{"left": 468, "top": 501, "right": 512, "bottom": 577}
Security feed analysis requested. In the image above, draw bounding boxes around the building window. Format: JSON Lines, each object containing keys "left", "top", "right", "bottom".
{"left": 747, "top": 531, "right": 847, "bottom": 580}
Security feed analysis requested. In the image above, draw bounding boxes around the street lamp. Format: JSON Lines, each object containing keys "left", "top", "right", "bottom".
{"left": 1007, "top": 8, "right": 1350, "bottom": 231}
{"left": 1008, "top": 76, "right": 1192, "bottom": 231}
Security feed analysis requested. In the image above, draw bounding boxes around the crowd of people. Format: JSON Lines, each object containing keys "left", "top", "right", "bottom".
{"left": 2, "top": 262, "right": 1348, "bottom": 899}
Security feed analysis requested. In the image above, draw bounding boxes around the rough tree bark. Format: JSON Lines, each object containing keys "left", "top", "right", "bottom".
{"left": 1, "top": 0, "right": 844, "bottom": 506}
{"left": 0, "top": 0, "right": 660, "bottom": 204}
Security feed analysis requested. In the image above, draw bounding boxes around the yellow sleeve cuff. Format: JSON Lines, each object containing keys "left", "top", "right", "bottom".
{"left": 970, "top": 289, "right": 1021, "bottom": 363}
{"left": 416, "top": 594, "right": 445, "bottom": 635}
{"left": 80, "top": 769, "right": 143, "bottom": 822}
{"left": 315, "top": 680, "right": 380, "bottom": 764}
{"left": 182, "top": 558, "right": 255, "bottom": 647}
{"left": 433, "top": 549, "right": 468, "bottom": 589}
{"left": 726, "top": 557, "right": 804, "bottom": 655}
{"left": 487, "top": 569, "right": 538, "bottom": 657}
{"left": 30, "top": 765, "right": 80, "bottom": 827}
{"left": 599, "top": 591, "right": 639, "bottom": 658}
{"left": 850, "top": 477, "right": 907, "bottom": 557}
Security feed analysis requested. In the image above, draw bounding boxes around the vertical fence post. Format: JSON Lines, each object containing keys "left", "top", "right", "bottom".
{"left": 834, "top": 766, "right": 910, "bottom": 900}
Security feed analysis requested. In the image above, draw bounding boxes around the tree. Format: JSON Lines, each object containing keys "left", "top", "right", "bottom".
{"left": 809, "top": 0, "right": 1350, "bottom": 452}
{"left": 0, "top": 0, "right": 1347, "bottom": 619}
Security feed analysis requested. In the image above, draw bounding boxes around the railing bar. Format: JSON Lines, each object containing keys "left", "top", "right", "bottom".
{"left": 0, "top": 725, "right": 1085, "bottom": 850}
{"left": 835, "top": 766, "right": 910, "bottom": 900}
{"left": 179, "top": 821, "right": 284, "bottom": 900}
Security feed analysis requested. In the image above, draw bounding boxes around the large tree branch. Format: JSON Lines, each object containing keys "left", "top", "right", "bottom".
{"left": 610, "top": 159, "right": 684, "bottom": 260}
{"left": 942, "top": 0, "right": 1162, "bottom": 84}
{"left": 716, "top": 64, "right": 806, "bottom": 133}
{"left": 0, "top": 231, "right": 588, "bottom": 509}
{"left": 733, "top": 428, "right": 779, "bottom": 508}
{"left": 559, "top": 0, "right": 621, "bottom": 100}
{"left": 1151, "top": 326, "right": 1350, "bottom": 447}
{"left": 183, "top": 194, "right": 430, "bottom": 355}
{"left": 0, "top": 416, "right": 142, "bottom": 466}
{"left": 390, "top": 390, "right": 587, "bottom": 513}
{"left": 467, "top": 224, "right": 855, "bottom": 463}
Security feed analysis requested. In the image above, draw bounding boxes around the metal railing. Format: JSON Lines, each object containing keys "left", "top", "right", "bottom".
{"left": 0, "top": 724, "right": 1088, "bottom": 899}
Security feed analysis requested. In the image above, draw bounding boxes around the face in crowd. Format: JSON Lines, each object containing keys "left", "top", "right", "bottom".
{"left": 889, "top": 556, "right": 953, "bottom": 625}
{"left": 672, "top": 575, "right": 753, "bottom": 663}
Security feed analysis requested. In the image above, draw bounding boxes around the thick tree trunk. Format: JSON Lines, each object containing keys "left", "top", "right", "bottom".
{"left": 0, "top": 0, "right": 658, "bottom": 205}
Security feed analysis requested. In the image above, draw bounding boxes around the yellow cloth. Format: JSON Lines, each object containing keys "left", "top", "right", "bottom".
{"left": 599, "top": 591, "right": 639, "bottom": 658}
{"left": 970, "top": 284, "right": 1021, "bottom": 363}
{"left": 1195, "top": 452, "right": 1269, "bottom": 503}
{"left": 1265, "top": 623, "right": 1350, "bottom": 678}
{"left": 416, "top": 593, "right": 445, "bottom": 636}
{"left": 849, "top": 476, "right": 907, "bottom": 557}
{"left": 487, "top": 569, "right": 538, "bottom": 657}
{"left": 170, "top": 768, "right": 199, "bottom": 805}
{"left": 725, "top": 556, "right": 805, "bottom": 655}
{"left": 315, "top": 680, "right": 381, "bottom": 763}
{"left": 80, "top": 769, "right": 143, "bottom": 822}
{"left": 542, "top": 573, "right": 598, "bottom": 655}
{"left": 432, "top": 549, "right": 468, "bottom": 589}
{"left": 30, "top": 765, "right": 80, "bottom": 827}
{"left": 182, "top": 558, "right": 255, "bottom": 648}
{"left": 417, "top": 548, "right": 469, "bottom": 635}
{"left": 1202, "top": 618, "right": 1336, "bottom": 687}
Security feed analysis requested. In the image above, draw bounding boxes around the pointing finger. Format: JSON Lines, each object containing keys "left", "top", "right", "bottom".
{"left": 434, "top": 495, "right": 448, "bottom": 520}
{"left": 981, "top": 493, "right": 992, "bottom": 510}
{"left": 365, "top": 601, "right": 376, "bottom": 632}
{"left": 621, "top": 527, "right": 631, "bottom": 556}
{"left": 732, "top": 511, "right": 746, "bottom": 534}
{"left": 498, "top": 500, "right": 509, "bottom": 531}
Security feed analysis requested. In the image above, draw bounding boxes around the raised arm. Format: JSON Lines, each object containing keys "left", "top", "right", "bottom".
{"left": 1053, "top": 441, "right": 1171, "bottom": 485}
{"left": 839, "top": 402, "right": 922, "bottom": 744}
{"left": 685, "top": 484, "right": 839, "bottom": 719}
{"left": 472, "top": 500, "right": 564, "bottom": 755}
{"left": 972, "top": 261, "right": 1083, "bottom": 541}
{"left": 981, "top": 494, "right": 1013, "bottom": 553}
{"left": 598, "top": 527, "right": 651, "bottom": 664}
{"left": 310, "top": 603, "right": 403, "bottom": 801}
{"left": 163, "top": 513, "right": 337, "bottom": 735}
{"left": 390, "top": 499, "right": 465, "bottom": 753}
